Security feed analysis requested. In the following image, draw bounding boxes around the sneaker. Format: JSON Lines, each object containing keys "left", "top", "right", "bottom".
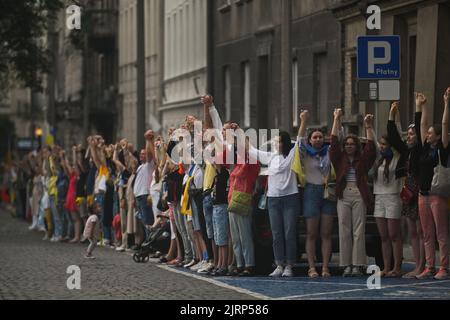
{"left": 42, "top": 234, "right": 49, "bottom": 241}
{"left": 282, "top": 265, "right": 294, "bottom": 277}
{"left": 116, "top": 246, "right": 126, "bottom": 252}
{"left": 342, "top": 266, "right": 352, "bottom": 277}
{"left": 269, "top": 266, "right": 284, "bottom": 277}
{"left": 50, "top": 236, "right": 61, "bottom": 242}
{"left": 211, "top": 267, "right": 227, "bottom": 276}
{"left": 38, "top": 226, "right": 47, "bottom": 232}
{"left": 351, "top": 266, "right": 363, "bottom": 277}
{"left": 416, "top": 267, "right": 435, "bottom": 280}
{"left": 191, "top": 260, "right": 206, "bottom": 271}
{"left": 198, "top": 262, "right": 215, "bottom": 274}
{"left": 434, "top": 268, "right": 448, "bottom": 280}
{"left": 183, "top": 259, "right": 197, "bottom": 268}
{"left": 84, "top": 254, "right": 95, "bottom": 259}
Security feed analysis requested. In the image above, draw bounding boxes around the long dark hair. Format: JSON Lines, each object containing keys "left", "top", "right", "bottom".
{"left": 279, "top": 131, "right": 293, "bottom": 158}
{"left": 373, "top": 135, "right": 392, "bottom": 183}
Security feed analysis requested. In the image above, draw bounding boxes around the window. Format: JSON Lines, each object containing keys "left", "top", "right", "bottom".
{"left": 224, "top": 66, "right": 231, "bottom": 121}
{"left": 243, "top": 62, "right": 250, "bottom": 128}
{"left": 292, "top": 59, "right": 298, "bottom": 127}
{"left": 313, "top": 53, "right": 328, "bottom": 124}
{"left": 351, "top": 56, "right": 358, "bottom": 115}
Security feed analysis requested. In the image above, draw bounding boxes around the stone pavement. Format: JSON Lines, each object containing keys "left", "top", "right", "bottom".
{"left": 0, "top": 209, "right": 255, "bottom": 300}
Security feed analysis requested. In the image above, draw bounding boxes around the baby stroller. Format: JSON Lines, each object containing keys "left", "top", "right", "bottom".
{"left": 133, "top": 214, "right": 171, "bottom": 263}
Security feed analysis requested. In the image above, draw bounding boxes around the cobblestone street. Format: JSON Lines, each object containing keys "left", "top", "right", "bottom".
{"left": 0, "top": 209, "right": 255, "bottom": 300}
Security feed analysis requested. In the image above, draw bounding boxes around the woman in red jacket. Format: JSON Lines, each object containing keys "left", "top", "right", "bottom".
{"left": 329, "top": 109, "right": 377, "bottom": 277}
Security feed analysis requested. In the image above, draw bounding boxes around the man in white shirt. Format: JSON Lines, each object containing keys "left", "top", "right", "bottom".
{"left": 134, "top": 130, "right": 156, "bottom": 240}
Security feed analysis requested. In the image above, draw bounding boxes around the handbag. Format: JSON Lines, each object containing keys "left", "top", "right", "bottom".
{"left": 228, "top": 190, "right": 253, "bottom": 216}
{"left": 400, "top": 185, "right": 415, "bottom": 204}
{"left": 323, "top": 164, "right": 337, "bottom": 202}
{"left": 258, "top": 183, "right": 268, "bottom": 210}
{"left": 323, "top": 182, "right": 337, "bottom": 202}
{"left": 430, "top": 150, "right": 450, "bottom": 197}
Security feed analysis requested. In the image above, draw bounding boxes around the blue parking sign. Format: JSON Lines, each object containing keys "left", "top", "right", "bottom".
{"left": 358, "top": 36, "right": 400, "bottom": 79}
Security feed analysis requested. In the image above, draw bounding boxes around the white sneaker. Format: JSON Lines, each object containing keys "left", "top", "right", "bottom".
{"left": 190, "top": 261, "right": 205, "bottom": 271}
{"left": 116, "top": 246, "right": 126, "bottom": 252}
{"left": 269, "top": 266, "right": 284, "bottom": 277}
{"left": 184, "top": 259, "right": 197, "bottom": 268}
{"left": 282, "top": 265, "right": 294, "bottom": 277}
{"left": 198, "top": 262, "right": 214, "bottom": 274}
{"left": 38, "top": 226, "right": 47, "bottom": 232}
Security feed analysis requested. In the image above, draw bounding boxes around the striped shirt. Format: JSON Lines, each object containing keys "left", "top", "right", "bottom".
{"left": 346, "top": 166, "right": 357, "bottom": 182}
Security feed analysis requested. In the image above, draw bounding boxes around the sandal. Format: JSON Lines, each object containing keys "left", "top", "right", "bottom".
{"left": 386, "top": 270, "right": 402, "bottom": 278}
{"left": 308, "top": 267, "right": 319, "bottom": 278}
{"left": 321, "top": 267, "right": 331, "bottom": 278}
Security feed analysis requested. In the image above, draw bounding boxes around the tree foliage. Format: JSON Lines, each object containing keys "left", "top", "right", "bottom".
{"left": 0, "top": 0, "right": 64, "bottom": 92}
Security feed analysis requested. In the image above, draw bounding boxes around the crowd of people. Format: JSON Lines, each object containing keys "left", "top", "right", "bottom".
{"left": 1, "top": 89, "right": 450, "bottom": 280}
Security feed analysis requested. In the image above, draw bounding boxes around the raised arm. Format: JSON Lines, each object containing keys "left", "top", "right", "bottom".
{"left": 299, "top": 110, "right": 308, "bottom": 138}
{"left": 59, "top": 150, "right": 71, "bottom": 177}
{"left": 144, "top": 130, "right": 155, "bottom": 163}
{"left": 387, "top": 102, "right": 408, "bottom": 154}
{"left": 331, "top": 108, "right": 343, "bottom": 138}
{"left": 89, "top": 138, "right": 103, "bottom": 169}
{"left": 442, "top": 87, "right": 450, "bottom": 148}
{"left": 112, "top": 143, "right": 126, "bottom": 172}
{"left": 202, "top": 95, "right": 214, "bottom": 130}
{"left": 364, "top": 114, "right": 375, "bottom": 142}
{"left": 416, "top": 92, "right": 428, "bottom": 146}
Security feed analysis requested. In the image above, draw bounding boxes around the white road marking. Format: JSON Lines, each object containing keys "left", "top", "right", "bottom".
{"left": 277, "top": 280, "right": 450, "bottom": 300}
{"left": 157, "top": 264, "right": 271, "bottom": 300}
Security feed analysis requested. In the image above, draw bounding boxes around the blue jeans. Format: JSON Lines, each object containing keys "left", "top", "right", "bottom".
{"left": 267, "top": 193, "right": 300, "bottom": 266}
{"left": 49, "top": 195, "right": 63, "bottom": 238}
{"left": 94, "top": 193, "right": 111, "bottom": 241}
{"left": 212, "top": 204, "right": 229, "bottom": 246}
{"left": 58, "top": 200, "right": 73, "bottom": 238}
{"left": 136, "top": 195, "right": 154, "bottom": 226}
{"left": 202, "top": 194, "right": 214, "bottom": 239}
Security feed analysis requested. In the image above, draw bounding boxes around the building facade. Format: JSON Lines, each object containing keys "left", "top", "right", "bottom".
{"left": 212, "top": 0, "right": 342, "bottom": 134}
{"left": 161, "top": 0, "right": 208, "bottom": 132}
{"left": 118, "top": 0, "right": 163, "bottom": 145}
{"left": 332, "top": 0, "right": 450, "bottom": 135}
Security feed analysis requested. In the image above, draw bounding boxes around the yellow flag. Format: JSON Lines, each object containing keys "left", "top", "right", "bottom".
{"left": 180, "top": 177, "right": 193, "bottom": 215}
{"left": 291, "top": 143, "right": 306, "bottom": 187}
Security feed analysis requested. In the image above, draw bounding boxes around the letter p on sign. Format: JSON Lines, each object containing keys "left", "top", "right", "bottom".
{"left": 367, "top": 41, "right": 391, "bottom": 74}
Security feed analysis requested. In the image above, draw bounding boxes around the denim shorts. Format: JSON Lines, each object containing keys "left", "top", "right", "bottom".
{"left": 203, "top": 194, "right": 214, "bottom": 239}
{"left": 136, "top": 195, "right": 154, "bottom": 226}
{"left": 212, "top": 204, "right": 229, "bottom": 246}
{"left": 303, "top": 183, "right": 336, "bottom": 218}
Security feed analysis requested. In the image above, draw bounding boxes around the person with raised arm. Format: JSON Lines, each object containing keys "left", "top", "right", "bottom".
{"left": 329, "top": 109, "right": 377, "bottom": 277}
{"left": 415, "top": 89, "right": 450, "bottom": 280}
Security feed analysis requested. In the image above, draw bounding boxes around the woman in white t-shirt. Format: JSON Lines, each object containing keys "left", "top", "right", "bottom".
{"left": 373, "top": 103, "right": 405, "bottom": 278}
{"left": 249, "top": 129, "right": 301, "bottom": 278}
